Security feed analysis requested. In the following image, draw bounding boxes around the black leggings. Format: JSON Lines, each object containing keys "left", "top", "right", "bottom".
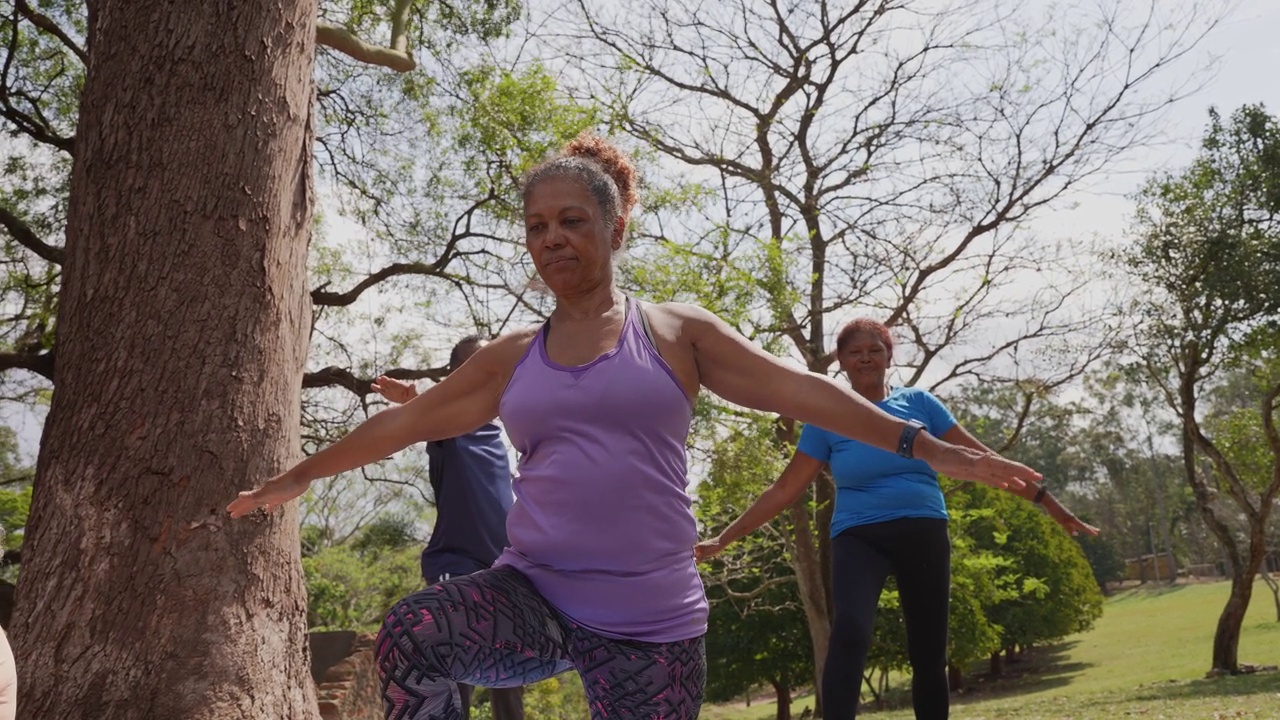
{"left": 822, "top": 517, "right": 951, "bottom": 720}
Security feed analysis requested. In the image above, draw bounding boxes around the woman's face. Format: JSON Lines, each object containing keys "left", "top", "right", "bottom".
{"left": 523, "top": 176, "right": 622, "bottom": 298}
{"left": 837, "top": 331, "right": 891, "bottom": 385}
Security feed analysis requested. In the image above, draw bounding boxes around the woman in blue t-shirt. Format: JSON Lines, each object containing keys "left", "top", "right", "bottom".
{"left": 696, "top": 318, "right": 1097, "bottom": 720}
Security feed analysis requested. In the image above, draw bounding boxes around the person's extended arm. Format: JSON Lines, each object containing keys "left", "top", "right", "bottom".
{"left": 695, "top": 451, "right": 826, "bottom": 560}
{"left": 677, "top": 304, "right": 1038, "bottom": 490}
{"left": 941, "top": 424, "right": 1098, "bottom": 536}
{"left": 228, "top": 333, "right": 523, "bottom": 518}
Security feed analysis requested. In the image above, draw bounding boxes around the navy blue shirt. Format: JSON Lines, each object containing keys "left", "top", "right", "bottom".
{"left": 420, "top": 422, "right": 514, "bottom": 583}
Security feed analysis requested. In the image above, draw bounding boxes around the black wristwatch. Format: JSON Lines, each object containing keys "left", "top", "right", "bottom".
{"left": 897, "top": 421, "right": 925, "bottom": 459}
{"left": 1032, "top": 483, "right": 1047, "bottom": 504}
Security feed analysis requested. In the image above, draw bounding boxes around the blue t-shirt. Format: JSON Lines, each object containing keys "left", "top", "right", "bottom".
{"left": 796, "top": 386, "right": 957, "bottom": 536}
{"left": 420, "top": 422, "right": 514, "bottom": 582}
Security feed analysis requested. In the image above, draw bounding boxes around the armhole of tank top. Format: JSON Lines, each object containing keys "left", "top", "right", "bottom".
{"left": 632, "top": 298, "right": 660, "bottom": 352}
{"left": 498, "top": 328, "right": 544, "bottom": 402}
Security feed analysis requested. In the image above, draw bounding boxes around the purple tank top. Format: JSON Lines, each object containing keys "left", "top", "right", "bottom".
{"left": 494, "top": 298, "right": 707, "bottom": 642}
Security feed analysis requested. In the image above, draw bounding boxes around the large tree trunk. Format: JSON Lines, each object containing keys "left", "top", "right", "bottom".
{"left": 1211, "top": 574, "right": 1254, "bottom": 673}
{"left": 947, "top": 662, "right": 964, "bottom": 692}
{"left": 1178, "top": 376, "right": 1246, "bottom": 675}
{"left": 1212, "top": 511, "right": 1274, "bottom": 672}
{"left": 988, "top": 650, "right": 1004, "bottom": 678}
{"left": 776, "top": 419, "right": 831, "bottom": 714}
{"left": 770, "top": 679, "right": 792, "bottom": 720}
{"left": 788, "top": 496, "right": 831, "bottom": 713}
{"left": 12, "top": 0, "right": 319, "bottom": 717}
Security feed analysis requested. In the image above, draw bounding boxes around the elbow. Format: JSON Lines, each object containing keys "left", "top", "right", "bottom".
{"left": 772, "top": 474, "right": 813, "bottom": 509}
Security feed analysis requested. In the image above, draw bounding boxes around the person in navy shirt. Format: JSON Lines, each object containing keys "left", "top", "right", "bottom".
{"left": 696, "top": 318, "right": 1096, "bottom": 720}
{"left": 372, "top": 335, "right": 524, "bottom": 720}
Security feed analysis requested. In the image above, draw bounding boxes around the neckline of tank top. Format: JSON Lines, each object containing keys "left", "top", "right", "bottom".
{"left": 537, "top": 297, "right": 643, "bottom": 373}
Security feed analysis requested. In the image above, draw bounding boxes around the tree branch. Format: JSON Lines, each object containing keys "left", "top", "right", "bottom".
{"left": 311, "top": 262, "right": 450, "bottom": 306}
{"left": 1, "top": 4, "right": 74, "bottom": 154}
{"left": 1186, "top": 414, "right": 1260, "bottom": 525}
{"left": 15, "top": 0, "right": 88, "bottom": 65}
{"left": 303, "top": 364, "right": 447, "bottom": 398}
{"left": 0, "top": 204, "right": 65, "bottom": 265}
{"left": 1259, "top": 381, "right": 1280, "bottom": 512}
{"left": 703, "top": 571, "right": 798, "bottom": 602}
{"left": 0, "top": 349, "right": 54, "bottom": 380}
{"left": 316, "top": 0, "right": 416, "bottom": 73}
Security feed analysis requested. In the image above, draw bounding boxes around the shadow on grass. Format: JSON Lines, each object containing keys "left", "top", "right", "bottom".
{"left": 859, "top": 642, "right": 1098, "bottom": 714}
{"left": 949, "top": 642, "right": 1096, "bottom": 706}
{"left": 1123, "top": 669, "right": 1280, "bottom": 703}
{"left": 1109, "top": 582, "right": 1192, "bottom": 602}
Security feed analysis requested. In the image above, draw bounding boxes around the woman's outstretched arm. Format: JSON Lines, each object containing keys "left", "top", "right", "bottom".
{"left": 695, "top": 451, "right": 826, "bottom": 560}
{"left": 227, "top": 330, "right": 531, "bottom": 518}
{"left": 676, "top": 304, "right": 1040, "bottom": 490}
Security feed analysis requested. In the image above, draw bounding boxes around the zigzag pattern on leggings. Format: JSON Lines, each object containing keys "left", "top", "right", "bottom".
{"left": 572, "top": 632, "right": 705, "bottom": 719}
{"left": 379, "top": 568, "right": 571, "bottom": 720}
{"left": 376, "top": 566, "right": 706, "bottom": 720}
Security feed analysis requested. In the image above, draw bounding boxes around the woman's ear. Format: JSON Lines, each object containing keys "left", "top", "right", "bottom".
{"left": 610, "top": 216, "right": 627, "bottom": 251}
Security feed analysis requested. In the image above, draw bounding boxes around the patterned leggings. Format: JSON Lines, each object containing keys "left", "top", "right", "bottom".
{"left": 377, "top": 566, "right": 706, "bottom": 720}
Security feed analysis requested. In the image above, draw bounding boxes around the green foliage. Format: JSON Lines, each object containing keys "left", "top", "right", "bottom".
{"left": 1203, "top": 350, "right": 1280, "bottom": 494}
{"left": 703, "top": 556, "right": 813, "bottom": 703}
{"left": 695, "top": 415, "right": 814, "bottom": 702}
{"left": 0, "top": 486, "right": 32, "bottom": 540}
{"left": 621, "top": 230, "right": 760, "bottom": 328}
{"left": 0, "top": 425, "right": 33, "bottom": 583}
{"left": 349, "top": 512, "right": 418, "bottom": 556}
{"left": 1122, "top": 105, "right": 1280, "bottom": 671}
{"left": 455, "top": 63, "right": 600, "bottom": 183}
{"left": 956, "top": 485, "right": 1104, "bottom": 651}
{"left": 944, "top": 505, "right": 1026, "bottom": 666}
{"left": 323, "top": 0, "right": 519, "bottom": 54}
{"left": 468, "top": 674, "right": 587, "bottom": 720}
{"left": 947, "top": 375, "right": 1207, "bottom": 571}
{"left": 0, "top": 2, "right": 83, "bottom": 399}
{"left": 302, "top": 513, "right": 424, "bottom": 631}
{"left": 1076, "top": 534, "right": 1127, "bottom": 592}
{"left": 1125, "top": 104, "right": 1280, "bottom": 364}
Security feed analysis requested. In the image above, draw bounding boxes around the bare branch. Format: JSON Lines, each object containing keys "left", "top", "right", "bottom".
{"left": 0, "top": 204, "right": 65, "bottom": 265}
{"left": 1259, "top": 381, "right": 1280, "bottom": 512}
{"left": 0, "top": 349, "right": 54, "bottom": 380}
{"left": 358, "top": 466, "right": 432, "bottom": 507}
{"left": 703, "top": 571, "right": 798, "bottom": 602}
{"left": 311, "top": 261, "right": 449, "bottom": 306}
{"left": 15, "top": 0, "right": 87, "bottom": 64}
{"left": 1, "top": 5, "right": 75, "bottom": 153}
{"left": 1186, "top": 413, "right": 1260, "bottom": 525}
{"left": 303, "top": 364, "right": 447, "bottom": 398}
{"left": 316, "top": 0, "right": 416, "bottom": 73}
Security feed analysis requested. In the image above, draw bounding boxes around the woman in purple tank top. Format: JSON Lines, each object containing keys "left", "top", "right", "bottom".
{"left": 229, "top": 134, "right": 1042, "bottom": 720}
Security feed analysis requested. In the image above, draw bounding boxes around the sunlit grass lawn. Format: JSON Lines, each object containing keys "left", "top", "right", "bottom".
{"left": 702, "top": 579, "right": 1280, "bottom": 719}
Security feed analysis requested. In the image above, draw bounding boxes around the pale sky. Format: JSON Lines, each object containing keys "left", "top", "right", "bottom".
{"left": 1040, "top": 0, "right": 1280, "bottom": 238}
{"left": 5, "top": 0, "right": 1277, "bottom": 461}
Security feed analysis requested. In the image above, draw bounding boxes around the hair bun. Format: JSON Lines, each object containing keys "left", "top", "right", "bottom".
{"left": 563, "top": 133, "right": 638, "bottom": 216}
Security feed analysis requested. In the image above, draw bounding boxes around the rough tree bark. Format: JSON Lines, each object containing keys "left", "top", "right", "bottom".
{"left": 12, "top": 0, "right": 320, "bottom": 717}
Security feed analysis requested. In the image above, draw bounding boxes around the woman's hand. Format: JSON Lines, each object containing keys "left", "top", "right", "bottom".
{"left": 371, "top": 375, "right": 418, "bottom": 405}
{"left": 694, "top": 536, "right": 729, "bottom": 562}
{"left": 917, "top": 438, "right": 1038, "bottom": 491}
{"left": 227, "top": 470, "right": 311, "bottom": 519}
{"left": 1049, "top": 507, "right": 1100, "bottom": 537}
